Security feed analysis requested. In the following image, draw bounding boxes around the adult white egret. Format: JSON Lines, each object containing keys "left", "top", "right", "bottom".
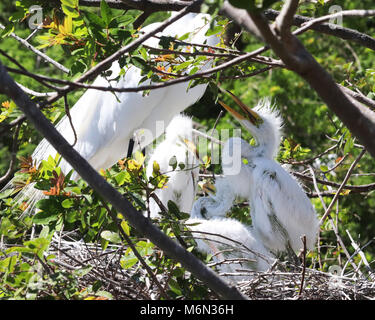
{"left": 146, "top": 114, "right": 199, "bottom": 218}
{"left": 219, "top": 92, "right": 319, "bottom": 257}
{"left": 187, "top": 209, "right": 274, "bottom": 282}
{"left": 6, "top": 13, "right": 220, "bottom": 212}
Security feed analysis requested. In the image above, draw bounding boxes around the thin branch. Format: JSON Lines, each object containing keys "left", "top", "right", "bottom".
{"left": 319, "top": 149, "right": 367, "bottom": 225}
{"left": 299, "top": 235, "right": 306, "bottom": 297}
{"left": 0, "top": 24, "right": 69, "bottom": 74}
{"left": 264, "top": 9, "right": 375, "bottom": 51}
{"left": 293, "top": 170, "right": 375, "bottom": 194}
{"left": 295, "top": 9, "right": 375, "bottom": 36}
{"left": 100, "top": 201, "right": 169, "bottom": 299}
{"left": 346, "top": 229, "right": 375, "bottom": 280}
{"left": 308, "top": 162, "right": 360, "bottom": 274}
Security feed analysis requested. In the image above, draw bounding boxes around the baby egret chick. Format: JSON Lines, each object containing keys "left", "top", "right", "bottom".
{"left": 146, "top": 114, "right": 199, "bottom": 218}
{"left": 219, "top": 93, "right": 319, "bottom": 256}
{"left": 187, "top": 212, "right": 274, "bottom": 282}
{"left": 190, "top": 178, "right": 235, "bottom": 219}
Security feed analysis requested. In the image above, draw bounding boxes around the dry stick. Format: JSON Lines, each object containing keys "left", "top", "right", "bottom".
{"left": 283, "top": 143, "right": 339, "bottom": 165}
{"left": 345, "top": 229, "right": 375, "bottom": 280}
{"left": 319, "top": 149, "right": 367, "bottom": 225}
{"left": 0, "top": 24, "right": 69, "bottom": 74}
{"left": 0, "top": 63, "right": 246, "bottom": 300}
{"left": 308, "top": 165, "right": 323, "bottom": 270}
{"left": 263, "top": 9, "right": 375, "bottom": 52}
{"left": 308, "top": 165, "right": 360, "bottom": 275}
{"left": 210, "top": 110, "right": 224, "bottom": 179}
{"left": 299, "top": 235, "right": 307, "bottom": 297}
{"left": 49, "top": 243, "right": 150, "bottom": 299}
{"left": 100, "top": 201, "right": 169, "bottom": 299}
{"left": 294, "top": 9, "right": 375, "bottom": 36}
{"left": 293, "top": 171, "right": 375, "bottom": 194}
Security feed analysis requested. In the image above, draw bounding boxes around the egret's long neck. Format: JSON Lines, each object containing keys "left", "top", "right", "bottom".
{"left": 253, "top": 133, "right": 279, "bottom": 159}
{"left": 251, "top": 118, "right": 281, "bottom": 159}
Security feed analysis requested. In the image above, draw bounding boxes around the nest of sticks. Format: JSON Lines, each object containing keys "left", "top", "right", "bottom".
{"left": 45, "top": 233, "right": 375, "bottom": 300}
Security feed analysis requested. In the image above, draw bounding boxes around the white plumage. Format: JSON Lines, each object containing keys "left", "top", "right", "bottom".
{"left": 190, "top": 178, "right": 235, "bottom": 219}
{"left": 220, "top": 96, "right": 319, "bottom": 255}
{"left": 188, "top": 210, "right": 274, "bottom": 282}
{"left": 146, "top": 114, "right": 199, "bottom": 218}
{"left": 6, "top": 13, "right": 219, "bottom": 212}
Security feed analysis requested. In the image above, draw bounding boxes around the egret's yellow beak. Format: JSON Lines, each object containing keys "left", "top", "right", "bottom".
{"left": 218, "top": 89, "right": 263, "bottom": 127}
{"left": 183, "top": 138, "right": 199, "bottom": 159}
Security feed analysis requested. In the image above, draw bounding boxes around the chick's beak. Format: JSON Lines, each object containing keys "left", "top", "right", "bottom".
{"left": 183, "top": 138, "right": 199, "bottom": 159}
{"left": 218, "top": 89, "right": 263, "bottom": 127}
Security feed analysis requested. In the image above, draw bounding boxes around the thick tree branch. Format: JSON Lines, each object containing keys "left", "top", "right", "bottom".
{"left": 0, "top": 60, "right": 246, "bottom": 300}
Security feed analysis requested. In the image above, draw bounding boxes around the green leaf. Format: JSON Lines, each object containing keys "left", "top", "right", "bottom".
{"left": 61, "top": 198, "right": 74, "bottom": 209}
{"left": 60, "top": 0, "right": 79, "bottom": 18}
{"left": 33, "top": 210, "right": 60, "bottom": 225}
{"left": 100, "top": 0, "right": 112, "bottom": 26}
{"left": 61, "top": 0, "right": 78, "bottom": 7}
{"left": 152, "top": 161, "right": 160, "bottom": 176}
{"left": 0, "top": 24, "right": 15, "bottom": 38}
{"left": 85, "top": 11, "right": 106, "bottom": 29}
{"left": 168, "top": 279, "right": 182, "bottom": 296}
{"left": 24, "top": 238, "right": 50, "bottom": 257}
{"left": 101, "top": 230, "right": 121, "bottom": 243}
{"left": 73, "top": 265, "right": 93, "bottom": 277}
{"left": 205, "top": 25, "right": 222, "bottom": 37}
{"left": 120, "top": 255, "right": 138, "bottom": 269}
{"left": 174, "top": 60, "right": 193, "bottom": 73}
{"left": 115, "top": 171, "right": 128, "bottom": 186}
{"left": 120, "top": 220, "right": 130, "bottom": 236}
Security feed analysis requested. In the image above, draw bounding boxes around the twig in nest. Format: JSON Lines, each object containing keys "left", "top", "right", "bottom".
{"left": 299, "top": 235, "right": 307, "bottom": 297}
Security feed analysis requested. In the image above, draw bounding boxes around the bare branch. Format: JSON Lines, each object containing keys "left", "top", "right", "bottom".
{"left": 264, "top": 9, "right": 375, "bottom": 52}
{"left": 0, "top": 24, "right": 69, "bottom": 74}
{"left": 295, "top": 9, "right": 375, "bottom": 36}
{"left": 292, "top": 171, "right": 375, "bottom": 194}
{"left": 319, "top": 149, "right": 367, "bottom": 225}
